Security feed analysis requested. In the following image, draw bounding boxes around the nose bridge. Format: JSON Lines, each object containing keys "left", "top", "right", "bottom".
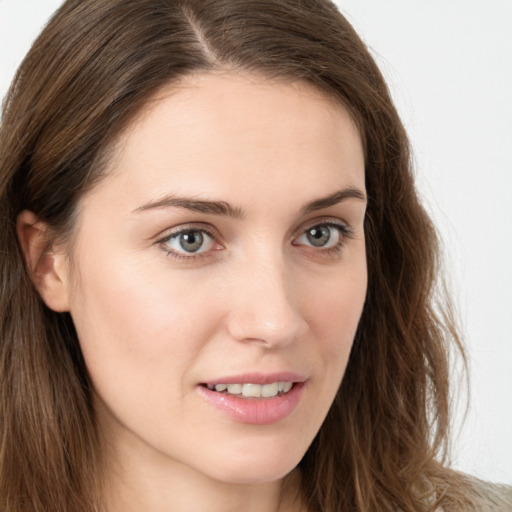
{"left": 225, "top": 247, "right": 307, "bottom": 347}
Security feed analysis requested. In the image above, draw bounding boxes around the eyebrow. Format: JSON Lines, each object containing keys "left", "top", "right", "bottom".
{"left": 301, "top": 187, "right": 367, "bottom": 214}
{"left": 133, "top": 196, "right": 245, "bottom": 218}
{"left": 133, "top": 186, "right": 366, "bottom": 218}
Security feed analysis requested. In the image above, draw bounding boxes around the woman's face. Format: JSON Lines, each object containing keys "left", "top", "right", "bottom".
{"left": 64, "top": 73, "right": 367, "bottom": 484}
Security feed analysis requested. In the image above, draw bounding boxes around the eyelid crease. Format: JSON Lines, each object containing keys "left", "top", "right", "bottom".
{"left": 292, "top": 221, "right": 354, "bottom": 244}
{"left": 294, "top": 217, "right": 354, "bottom": 237}
{"left": 154, "top": 222, "right": 219, "bottom": 242}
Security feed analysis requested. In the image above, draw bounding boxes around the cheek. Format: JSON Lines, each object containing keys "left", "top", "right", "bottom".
{"left": 306, "top": 264, "right": 367, "bottom": 355}
{"left": 67, "top": 251, "right": 223, "bottom": 396}
{"left": 297, "top": 256, "right": 367, "bottom": 407}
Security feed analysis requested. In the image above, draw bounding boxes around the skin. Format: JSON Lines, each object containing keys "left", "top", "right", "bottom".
{"left": 20, "top": 72, "right": 367, "bottom": 512}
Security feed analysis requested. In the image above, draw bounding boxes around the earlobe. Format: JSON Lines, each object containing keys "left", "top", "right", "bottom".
{"left": 16, "top": 210, "right": 71, "bottom": 312}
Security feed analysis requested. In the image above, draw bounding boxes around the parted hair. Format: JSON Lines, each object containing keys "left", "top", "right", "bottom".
{"left": 0, "top": 1, "right": 473, "bottom": 510}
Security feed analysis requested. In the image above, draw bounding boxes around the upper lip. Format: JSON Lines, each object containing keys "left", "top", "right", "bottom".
{"left": 201, "top": 372, "right": 307, "bottom": 386}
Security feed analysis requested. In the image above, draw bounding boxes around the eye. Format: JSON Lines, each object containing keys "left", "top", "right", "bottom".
{"left": 294, "top": 222, "right": 350, "bottom": 250}
{"left": 160, "top": 228, "right": 217, "bottom": 256}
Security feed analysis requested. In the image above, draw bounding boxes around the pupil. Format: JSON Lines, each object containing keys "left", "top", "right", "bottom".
{"left": 307, "top": 226, "right": 330, "bottom": 247}
{"left": 180, "top": 231, "right": 203, "bottom": 252}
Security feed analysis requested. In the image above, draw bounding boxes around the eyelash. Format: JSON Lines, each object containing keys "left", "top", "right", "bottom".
{"left": 156, "top": 221, "right": 354, "bottom": 261}
{"left": 157, "top": 225, "right": 219, "bottom": 261}
{"left": 292, "top": 222, "right": 354, "bottom": 257}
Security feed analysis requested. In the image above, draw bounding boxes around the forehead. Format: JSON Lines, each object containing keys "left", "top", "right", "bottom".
{"left": 84, "top": 72, "right": 365, "bottom": 215}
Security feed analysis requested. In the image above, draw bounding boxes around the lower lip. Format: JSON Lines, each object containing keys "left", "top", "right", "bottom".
{"left": 197, "top": 383, "right": 304, "bottom": 425}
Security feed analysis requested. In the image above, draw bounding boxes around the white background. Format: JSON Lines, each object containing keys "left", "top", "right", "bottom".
{"left": 1, "top": 0, "right": 511, "bottom": 485}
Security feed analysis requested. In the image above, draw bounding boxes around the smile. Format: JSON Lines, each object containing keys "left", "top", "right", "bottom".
{"left": 198, "top": 380, "right": 304, "bottom": 424}
{"left": 205, "top": 381, "right": 294, "bottom": 398}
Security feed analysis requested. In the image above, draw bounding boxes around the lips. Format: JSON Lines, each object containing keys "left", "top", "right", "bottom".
{"left": 198, "top": 372, "right": 306, "bottom": 424}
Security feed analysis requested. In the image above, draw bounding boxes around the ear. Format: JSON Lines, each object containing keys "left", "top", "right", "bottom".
{"left": 16, "top": 210, "right": 71, "bottom": 312}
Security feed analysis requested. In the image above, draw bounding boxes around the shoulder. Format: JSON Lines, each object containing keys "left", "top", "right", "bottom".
{"left": 435, "top": 473, "right": 512, "bottom": 512}
{"left": 462, "top": 477, "right": 512, "bottom": 511}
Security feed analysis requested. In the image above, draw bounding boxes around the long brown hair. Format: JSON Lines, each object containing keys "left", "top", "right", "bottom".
{"left": 0, "top": 1, "right": 468, "bottom": 510}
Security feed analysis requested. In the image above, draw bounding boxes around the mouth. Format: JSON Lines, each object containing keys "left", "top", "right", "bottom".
{"left": 202, "top": 381, "right": 294, "bottom": 398}
{"left": 198, "top": 375, "right": 305, "bottom": 424}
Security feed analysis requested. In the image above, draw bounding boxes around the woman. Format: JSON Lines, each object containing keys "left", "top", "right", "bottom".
{"left": 0, "top": 0, "right": 510, "bottom": 511}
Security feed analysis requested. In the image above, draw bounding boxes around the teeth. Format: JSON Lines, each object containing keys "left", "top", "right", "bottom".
{"left": 242, "top": 383, "right": 261, "bottom": 397}
{"left": 261, "top": 382, "right": 279, "bottom": 397}
{"left": 226, "top": 383, "right": 242, "bottom": 395}
{"left": 207, "top": 381, "right": 294, "bottom": 398}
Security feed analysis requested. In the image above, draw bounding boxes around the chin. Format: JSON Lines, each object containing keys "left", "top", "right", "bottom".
{"left": 192, "top": 435, "right": 308, "bottom": 485}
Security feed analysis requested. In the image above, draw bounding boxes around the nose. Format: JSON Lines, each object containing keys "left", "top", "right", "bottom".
{"left": 224, "top": 256, "right": 308, "bottom": 348}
